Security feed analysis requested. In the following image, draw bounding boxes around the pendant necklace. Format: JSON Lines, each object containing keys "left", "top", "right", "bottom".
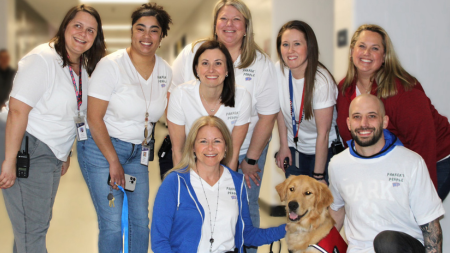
{"left": 130, "top": 49, "right": 153, "bottom": 145}
{"left": 200, "top": 91, "right": 220, "bottom": 113}
{"left": 197, "top": 168, "right": 220, "bottom": 252}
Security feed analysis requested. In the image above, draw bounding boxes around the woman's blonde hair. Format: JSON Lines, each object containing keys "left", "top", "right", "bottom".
{"left": 342, "top": 24, "right": 416, "bottom": 98}
{"left": 164, "top": 116, "right": 233, "bottom": 177}
{"left": 194, "top": 0, "right": 265, "bottom": 69}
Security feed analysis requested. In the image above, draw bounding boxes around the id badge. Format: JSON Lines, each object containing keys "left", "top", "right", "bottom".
{"left": 295, "top": 150, "right": 300, "bottom": 169}
{"left": 141, "top": 145, "right": 150, "bottom": 165}
{"left": 74, "top": 115, "right": 87, "bottom": 141}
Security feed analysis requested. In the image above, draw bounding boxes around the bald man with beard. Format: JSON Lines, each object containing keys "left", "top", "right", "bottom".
{"left": 328, "top": 94, "right": 444, "bottom": 253}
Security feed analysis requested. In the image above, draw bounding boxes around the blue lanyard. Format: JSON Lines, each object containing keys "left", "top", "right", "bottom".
{"left": 288, "top": 70, "right": 305, "bottom": 145}
{"left": 117, "top": 185, "right": 129, "bottom": 253}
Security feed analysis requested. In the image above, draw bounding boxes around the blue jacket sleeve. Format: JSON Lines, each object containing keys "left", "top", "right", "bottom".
{"left": 241, "top": 185, "right": 286, "bottom": 246}
{"left": 151, "top": 173, "right": 178, "bottom": 253}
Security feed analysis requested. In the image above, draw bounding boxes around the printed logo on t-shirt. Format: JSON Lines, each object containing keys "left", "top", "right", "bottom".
{"left": 158, "top": 75, "right": 167, "bottom": 88}
{"left": 387, "top": 172, "right": 404, "bottom": 183}
{"left": 227, "top": 187, "right": 237, "bottom": 200}
{"left": 243, "top": 68, "right": 255, "bottom": 79}
{"left": 227, "top": 111, "right": 239, "bottom": 124}
{"left": 392, "top": 182, "right": 400, "bottom": 187}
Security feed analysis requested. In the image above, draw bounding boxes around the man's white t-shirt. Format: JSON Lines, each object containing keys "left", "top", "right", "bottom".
{"left": 171, "top": 42, "right": 279, "bottom": 155}
{"left": 190, "top": 168, "right": 239, "bottom": 253}
{"left": 88, "top": 49, "right": 172, "bottom": 144}
{"left": 277, "top": 63, "right": 338, "bottom": 154}
{"left": 168, "top": 79, "right": 251, "bottom": 135}
{"left": 10, "top": 43, "right": 88, "bottom": 161}
{"left": 328, "top": 146, "right": 445, "bottom": 253}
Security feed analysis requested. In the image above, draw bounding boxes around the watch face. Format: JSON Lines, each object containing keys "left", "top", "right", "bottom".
{"left": 247, "top": 159, "right": 256, "bottom": 165}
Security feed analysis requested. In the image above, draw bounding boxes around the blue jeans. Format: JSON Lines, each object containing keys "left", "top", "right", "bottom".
{"left": 2, "top": 132, "right": 62, "bottom": 253}
{"left": 77, "top": 129, "right": 149, "bottom": 253}
{"left": 437, "top": 155, "right": 450, "bottom": 201}
{"left": 238, "top": 144, "right": 269, "bottom": 253}
{"left": 284, "top": 147, "right": 334, "bottom": 184}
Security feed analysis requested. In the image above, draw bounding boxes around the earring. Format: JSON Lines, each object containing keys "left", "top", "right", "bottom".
{"left": 244, "top": 34, "right": 246, "bottom": 37}
{"left": 226, "top": 74, "right": 228, "bottom": 77}
{"left": 224, "top": 151, "right": 227, "bottom": 158}
{"left": 193, "top": 152, "right": 196, "bottom": 158}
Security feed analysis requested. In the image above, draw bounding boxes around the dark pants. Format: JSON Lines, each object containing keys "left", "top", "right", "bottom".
{"left": 437, "top": 155, "right": 450, "bottom": 200}
{"left": 374, "top": 230, "right": 425, "bottom": 253}
{"left": 158, "top": 149, "right": 173, "bottom": 180}
{"left": 284, "top": 147, "right": 334, "bottom": 184}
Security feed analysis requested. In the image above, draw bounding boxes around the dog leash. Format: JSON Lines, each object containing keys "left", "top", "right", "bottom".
{"left": 117, "top": 184, "right": 129, "bottom": 253}
{"left": 269, "top": 240, "right": 281, "bottom": 253}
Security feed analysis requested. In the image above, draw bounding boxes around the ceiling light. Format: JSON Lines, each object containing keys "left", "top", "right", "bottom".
{"left": 79, "top": 0, "right": 148, "bottom": 3}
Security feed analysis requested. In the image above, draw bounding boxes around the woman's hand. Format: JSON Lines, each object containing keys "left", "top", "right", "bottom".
{"left": 0, "top": 160, "right": 17, "bottom": 189}
{"left": 109, "top": 161, "right": 125, "bottom": 190}
{"left": 61, "top": 157, "right": 70, "bottom": 176}
{"left": 275, "top": 146, "right": 292, "bottom": 172}
{"left": 1, "top": 98, "right": 33, "bottom": 189}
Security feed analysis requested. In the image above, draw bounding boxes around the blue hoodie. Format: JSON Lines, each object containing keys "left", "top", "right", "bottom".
{"left": 151, "top": 165, "right": 285, "bottom": 253}
{"left": 347, "top": 129, "right": 403, "bottom": 159}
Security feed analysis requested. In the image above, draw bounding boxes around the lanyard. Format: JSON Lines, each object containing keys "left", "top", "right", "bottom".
{"left": 117, "top": 185, "right": 129, "bottom": 253}
{"left": 68, "top": 56, "right": 83, "bottom": 115}
{"left": 288, "top": 70, "right": 305, "bottom": 145}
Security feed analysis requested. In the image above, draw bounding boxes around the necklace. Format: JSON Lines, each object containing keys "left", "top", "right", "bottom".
{"left": 197, "top": 168, "right": 220, "bottom": 252}
{"left": 200, "top": 91, "right": 221, "bottom": 113}
{"left": 129, "top": 49, "right": 154, "bottom": 145}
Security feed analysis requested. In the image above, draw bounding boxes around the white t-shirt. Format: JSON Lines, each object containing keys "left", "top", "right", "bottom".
{"left": 190, "top": 168, "right": 239, "bottom": 253}
{"left": 10, "top": 43, "right": 88, "bottom": 161}
{"left": 328, "top": 146, "right": 445, "bottom": 253}
{"left": 88, "top": 49, "right": 172, "bottom": 144}
{"left": 167, "top": 79, "right": 251, "bottom": 135}
{"left": 171, "top": 42, "right": 279, "bottom": 155}
{"left": 277, "top": 62, "right": 338, "bottom": 154}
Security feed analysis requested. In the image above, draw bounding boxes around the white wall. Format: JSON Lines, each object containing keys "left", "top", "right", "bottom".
{"left": 353, "top": 0, "right": 450, "bottom": 249}
{"left": 0, "top": 0, "right": 17, "bottom": 65}
{"left": 271, "top": 0, "right": 334, "bottom": 72}
{"left": 333, "top": 0, "right": 353, "bottom": 81}
{"left": 353, "top": 0, "right": 450, "bottom": 118}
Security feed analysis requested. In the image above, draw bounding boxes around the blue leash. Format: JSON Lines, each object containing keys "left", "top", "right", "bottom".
{"left": 117, "top": 185, "right": 129, "bottom": 253}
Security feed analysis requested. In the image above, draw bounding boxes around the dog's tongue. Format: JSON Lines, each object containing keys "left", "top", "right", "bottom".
{"left": 289, "top": 212, "right": 298, "bottom": 220}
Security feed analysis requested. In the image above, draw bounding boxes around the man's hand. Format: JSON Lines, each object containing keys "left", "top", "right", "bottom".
{"left": 0, "top": 160, "right": 17, "bottom": 189}
{"left": 239, "top": 159, "right": 261, "bottom": 188}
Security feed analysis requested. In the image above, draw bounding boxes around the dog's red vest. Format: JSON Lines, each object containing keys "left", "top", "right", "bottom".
{"left": 308, "top": 227, "right": 348, "bottom": 253}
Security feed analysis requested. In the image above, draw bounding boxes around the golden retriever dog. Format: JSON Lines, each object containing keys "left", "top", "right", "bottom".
{"left": 276, "top": 175, "right": 346, "bottom": 253}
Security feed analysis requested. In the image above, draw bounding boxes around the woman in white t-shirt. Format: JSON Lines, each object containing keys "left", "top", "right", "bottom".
{"left": 0, "top": 5, "right": 106, "bottom": 252}
{"left": 76, "top": 4, "right": 172, "bottom": 252}
{"left": 168, "top": 40, "right": 251, "bottom": 171}
{"left": 151, "top": 116, "right": 285, "bottom": 253}
{"left": 275, "top": 20, "right": 338, "bottom": 184}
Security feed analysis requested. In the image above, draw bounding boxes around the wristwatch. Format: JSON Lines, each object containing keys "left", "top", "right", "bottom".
{"left": 244, "top": 155, "right": 258, "bottom": 165}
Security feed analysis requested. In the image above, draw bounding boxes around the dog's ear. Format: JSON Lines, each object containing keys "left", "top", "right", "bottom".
{"left": 315, "top": 182, "right": 334, "bottom": 211}
{"left": 276, "top": 177, "right": 291, "bottom": 201}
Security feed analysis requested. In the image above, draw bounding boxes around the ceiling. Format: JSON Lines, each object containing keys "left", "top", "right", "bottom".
{"left": 24, "top": 0, "right": 204, "bottom": 51}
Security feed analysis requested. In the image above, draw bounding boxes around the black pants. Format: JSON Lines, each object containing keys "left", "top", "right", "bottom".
{"left": 374, "top": 230, "right": 425, "bottom": 253}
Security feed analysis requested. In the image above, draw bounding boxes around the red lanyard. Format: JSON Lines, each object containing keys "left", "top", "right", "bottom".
{"left": 68, "top": 56, "right": 83, "bottom": 113}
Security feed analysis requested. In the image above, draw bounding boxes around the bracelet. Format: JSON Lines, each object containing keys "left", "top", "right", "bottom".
{"left": 312, "top": 172, "right": 325, "bottom": 180}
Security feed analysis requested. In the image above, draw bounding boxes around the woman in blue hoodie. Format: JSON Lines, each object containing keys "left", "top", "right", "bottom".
{"left": 151, "top": 116, "right": 285, "bottom": 253}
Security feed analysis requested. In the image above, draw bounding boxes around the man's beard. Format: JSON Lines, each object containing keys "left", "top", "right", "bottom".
{"left": 350, "top": 126, "right": 383, "bottom": 147}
